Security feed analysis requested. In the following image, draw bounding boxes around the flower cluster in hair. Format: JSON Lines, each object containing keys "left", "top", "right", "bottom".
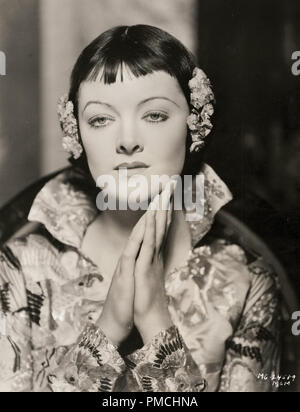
{"left": 186, "top": 68, "right": 215, "bottom": 153}
{"left": 57, "top": 94, "right": 83, "bottom": 159}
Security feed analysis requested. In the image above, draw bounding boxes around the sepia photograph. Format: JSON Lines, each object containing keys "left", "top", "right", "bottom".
{"left": 0, "top": 0, "right": 299, "bottom": 394}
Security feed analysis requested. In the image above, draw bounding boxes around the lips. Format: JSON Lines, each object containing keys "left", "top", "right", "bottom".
{"left": 114, "top": 162, "right": 149, "bottom": 170}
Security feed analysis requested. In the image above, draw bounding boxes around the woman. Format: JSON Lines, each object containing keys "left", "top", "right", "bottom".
{"left": 0, "top": 25, "right": 281, "bottom": 392}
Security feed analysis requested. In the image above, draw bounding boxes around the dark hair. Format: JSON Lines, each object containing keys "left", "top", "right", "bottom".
{"left": 67, "top": 24, "right": 212, "bottom": 183}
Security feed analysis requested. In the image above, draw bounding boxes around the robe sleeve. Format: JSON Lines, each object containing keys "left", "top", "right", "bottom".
{"left": 123, "top": 324, "right": 207, "bottom": 392}
{"left": 0, "top": 247, "right": 127, "bottom": 393}
{"left": 218, "top": 258, "right": 282, "bottom": 392}
{"left": 0, "top": 248, "right": 33, "bottom": 392}
{"left": 47, "top": 322, "right": 126, "bottom": 392}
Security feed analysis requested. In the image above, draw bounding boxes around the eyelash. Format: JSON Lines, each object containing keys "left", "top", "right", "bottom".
{"left": 88, "top": 111, "right": 169, "bottom": 129}
{"left": 143, "top": 111, "right": 169, "bottom": 123}
{"left": 88, "top": 116, "right": 113, "bottom": 128}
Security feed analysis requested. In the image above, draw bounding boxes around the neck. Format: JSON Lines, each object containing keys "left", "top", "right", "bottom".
{"left": 95, "top": 208, "right": 146, "bottom": 247}
{"left": 95, "top": 206, "right": 190, "bottom": 257}
{"left": 81, "top": 201, "right": 192, "bottom": 278}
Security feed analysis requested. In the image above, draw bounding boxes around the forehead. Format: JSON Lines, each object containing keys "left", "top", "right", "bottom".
{"left": 78, "top": 68, "right": 185, "bottom": 106}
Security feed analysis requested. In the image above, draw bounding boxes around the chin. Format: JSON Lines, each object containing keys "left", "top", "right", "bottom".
{"left": 96, "top": 166, "right": 179, "bottom": 207}
{"left": 117, "top": 178, "right": 154, "bottom": 208}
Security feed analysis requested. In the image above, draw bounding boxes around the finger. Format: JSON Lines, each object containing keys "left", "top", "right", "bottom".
{"left": 156, "top": 189, "right": 172, "bottom": 254}
{"left": 166, "top": 177, "right": 177, "bottom": 228}
{"left": 149, "top": 192, "right": 159, "bottom": 211}
{"left": 154, "top": 177, "right": 177, "bottom": 254}
{"left": 167, "top": 192, "right": 174, "bottom": 228}
{"left": 121, "top": 213, "right": 146, "bottom": 270}
{"left": 138, "top": 207, "right": 156, "bottom": 265}
{"left": 158, "top": 175, "right": 178, "bottom": 196}
{"left": 160, "top": 193, "right": 174, "bottom": 254}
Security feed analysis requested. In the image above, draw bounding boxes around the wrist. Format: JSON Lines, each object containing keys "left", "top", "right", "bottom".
{"left": 96, "top": 315, "right": 123, "bottom": 347}
{"left": 135, "top": 310, "right": 173, "bottom": 344}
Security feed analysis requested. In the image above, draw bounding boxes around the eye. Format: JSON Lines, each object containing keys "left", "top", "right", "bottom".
{"left": 143, "top": 111, "right": 169, "bottom": 123}
{"left": 88, "top": 116, "right": 114, "bottom": 128}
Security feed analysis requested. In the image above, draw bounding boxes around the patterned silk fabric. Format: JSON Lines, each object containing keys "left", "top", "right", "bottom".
{"left": 0, "top": 164, "right": 281, "bottom": 392}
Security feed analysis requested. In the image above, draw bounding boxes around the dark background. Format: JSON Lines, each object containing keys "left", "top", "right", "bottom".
{"left": 196, "top": 0, "right": 300, "bottom": 299}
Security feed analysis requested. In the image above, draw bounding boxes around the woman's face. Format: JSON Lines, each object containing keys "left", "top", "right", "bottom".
{"left": 78, "top": 67, "right": 190, "bottom": 203}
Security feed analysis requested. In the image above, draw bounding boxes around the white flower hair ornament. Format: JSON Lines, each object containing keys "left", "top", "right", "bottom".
{"left": 187, "top": 67, "right": 215, "bottom": 153}
{"left": 57, "top": 67, "right": 215, "bottom": 159}
{"left": 57, "top": 94, "right": 83, "bottom": 160}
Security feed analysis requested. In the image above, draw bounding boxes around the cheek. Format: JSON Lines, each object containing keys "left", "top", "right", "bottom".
{"left": 79, "top": 124, "right": 115, "bottom": 175}
{"left": 149, "top": 118, "right": 187, "bottom": 172}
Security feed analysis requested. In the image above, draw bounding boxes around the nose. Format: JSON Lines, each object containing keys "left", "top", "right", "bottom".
{"left": 116, "top": 123, "right": 144, "bottom": 155}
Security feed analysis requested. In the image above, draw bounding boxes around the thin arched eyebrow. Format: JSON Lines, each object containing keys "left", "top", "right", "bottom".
{"left": 138, "top": 97, "right": 180, "bottom": 108}
{"left": 82, "top": 96, "right": 180, "bottom": 114}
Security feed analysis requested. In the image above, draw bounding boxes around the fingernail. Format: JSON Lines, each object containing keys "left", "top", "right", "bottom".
{"left": 170, "top": 177, "right": 178, "bottom": 187}
{"left": 149, "top": 194, "right": 159, "bottom": 210}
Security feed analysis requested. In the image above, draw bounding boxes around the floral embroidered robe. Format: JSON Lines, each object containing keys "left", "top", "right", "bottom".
{"left": 0, "top": 164, "right": 281, "bottom": 392}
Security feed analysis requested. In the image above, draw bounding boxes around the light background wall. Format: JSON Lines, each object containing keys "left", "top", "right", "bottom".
{"left": 0, "top": 0, "right": 40, "bottom": 206}
{"left": 0, "top": 0, "right": 196, "bottom": 206}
